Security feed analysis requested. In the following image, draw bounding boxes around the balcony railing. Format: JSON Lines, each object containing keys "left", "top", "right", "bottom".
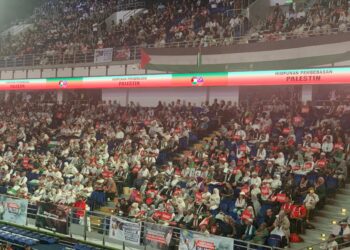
{"left": 0, "top": 25, "right": 349, "bottom": 69}
{"left": 0, "top": 193, "right": 285, "bottom": 250}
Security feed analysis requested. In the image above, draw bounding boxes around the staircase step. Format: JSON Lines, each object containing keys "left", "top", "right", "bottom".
{"left": 308, "top": 220, "right": 336, "bottom": 232}
{"left": 324, "top": 203, "right": 350, "bottom": 211}
{"left": 326, "top": 198, "right": 350, "bottom": 207}
{"left": 338, "top": 188, "right": 350, "bottom": 195}
{"left": 312, "top": 215, "right": 338, "bottom": 224}
{"left": 316, "top": 209, "right": 348, "bottom": 220}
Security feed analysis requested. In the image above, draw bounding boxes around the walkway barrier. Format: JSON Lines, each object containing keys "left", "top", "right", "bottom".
{"left": 0, "top": 194, "right": 287, "bottom": 250}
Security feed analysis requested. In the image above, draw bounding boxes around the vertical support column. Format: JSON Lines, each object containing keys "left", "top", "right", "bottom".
{"left": 126, "top": 89, "right": 130, "bottom": 106}
{"left": 4, "top": 91, "right": 9, "bottom": 102}
{"left": 206, "top": 87, "right": 210, "bottom": 103}
{"left": 301, "top": 85, "right": 313, "bottom": 104}
{"left": 232, "top": 86, "right": 239, "bottom": 106}
{"left": 57, "top": 90, "right": 63, "bottom": 104}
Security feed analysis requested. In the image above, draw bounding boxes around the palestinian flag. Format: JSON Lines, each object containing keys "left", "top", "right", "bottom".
{"left": 140, "top": 32, "right": 350, "bottom": 73}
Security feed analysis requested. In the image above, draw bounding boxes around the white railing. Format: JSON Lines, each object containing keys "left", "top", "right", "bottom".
{"left": 0, "top": 25, "right": 349, "bottom": 69}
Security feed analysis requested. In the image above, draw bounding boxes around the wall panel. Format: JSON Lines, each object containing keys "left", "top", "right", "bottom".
{"left": 57, "top": 68, "right": 72, "bottom": 78}
{"left": 90, "top": 66, "right": 107, "bottom": 76}
{"left": 73, "top": 67, "right": 89, "bottom": 77}
{"left": 27, "top": 69, "right": 41, "bottom": 79}
{"left": 42, "top": 69, "right": 56, "bottom": 78}
{"left": 0, "top": 71, "right": 13, "bottom": 79}
{"left": 108, "top": 65, "right": 126, "bottom": 76}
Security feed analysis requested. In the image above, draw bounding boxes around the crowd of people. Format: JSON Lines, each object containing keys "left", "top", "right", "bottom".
{"left": 0, "top": 0, "right": 349, "bottom": 67}
{"left": 0, "top": 93, "right": 214, "bottom": 205}
{"left": 0, "top": 90, "right": 349, "bottom": 248}
{"left": 251, "top": 0, "right": 350, "bottom": 41}
{"left": 0, "top": 0, "right": 252, "bottom": 66}
{"left": 108, "top": 94, "right": 350, "bottom": 248}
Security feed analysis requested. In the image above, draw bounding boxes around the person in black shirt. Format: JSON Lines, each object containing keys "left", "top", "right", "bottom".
{"left": 264, "top": 208, "right": 276, "bottom": 232}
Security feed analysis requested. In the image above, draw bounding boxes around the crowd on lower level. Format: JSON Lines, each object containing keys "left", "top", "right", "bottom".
{"left": 0, "top": 92, "right": 350, "bottom": 247}
{"left": 0, "top": 0, "right": 349, "bottom": 67}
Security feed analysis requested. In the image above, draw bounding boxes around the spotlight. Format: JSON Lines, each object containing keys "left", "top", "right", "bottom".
{"left": 307, "top": 247, "right": 313, "bottom": 250}
{"left": 342, "top": 208, "right": 347, "bottom": 213}
{"left": 321, "top": 233, "right": 326, "bottom": 237}
{"left": 332, "top": 220, "right": 337, "bottom": 225}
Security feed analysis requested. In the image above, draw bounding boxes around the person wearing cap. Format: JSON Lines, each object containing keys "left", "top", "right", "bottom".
{"left": 333, "top": 220, "right": 350, "bottom": 244}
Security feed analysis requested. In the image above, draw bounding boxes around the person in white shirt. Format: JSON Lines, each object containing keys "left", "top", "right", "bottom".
{"left": 255, "top": 144, "right": 266, "bottom": 161}
{"left": 271, "top": 174, "right": 282, "bottom": 191}
{"left": 17, "top": 172, "right": 28, "bottom": 186}
{"left": 235, "top": 192, "right": 247, "bottom": 215}
{"left": 235, "top": 125, "right": 247, "bottom": 140}
{"left": 323, "top": 130, "right": 334, "bottom": 143}
{"left": 325, "top": 234, "right": 338, "bottom": 250}
{"left": 322, "top": 136, "right": 334, "bottom": 153}
{"left": 63, "top": 162, "right": 78, "bottom": 178}
{"left": 116, "top": 128, "right": 125, "bottom": 141}
{"left": 332, "top": 220, "right": 350, "bottom": 243}
{"left": 72, "top": 172, "right": 84, "bottom": 183}
{"left": 310, "top": 137, "right": 321, "bottom": 151}
{"left": 275, "top": 152, "right": 285, "bottom": 168}
{"left": 303, "top": 188, "right": 319, "bottom": 223}
{"left": 250, "top": 172, "right": 262, "bottom": 188}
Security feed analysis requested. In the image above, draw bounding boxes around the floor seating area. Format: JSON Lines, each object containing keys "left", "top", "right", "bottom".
{"left": 0, "top": 224, "right": 58, "bottom": 247}
{"left": 73, "top": 243, "right": 102, "bottom": 250}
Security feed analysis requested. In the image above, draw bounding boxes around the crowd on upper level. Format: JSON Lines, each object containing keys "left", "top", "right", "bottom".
{"left": 0, "top": 0, "right": 349, "bottom": 66}
{"left": 0, "top": 90, "right": 350, "bottom": 248}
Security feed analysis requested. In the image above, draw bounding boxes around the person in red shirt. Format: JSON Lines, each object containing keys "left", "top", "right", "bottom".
{"left": 73, "top": 195, "right": 87, "bottom": 223}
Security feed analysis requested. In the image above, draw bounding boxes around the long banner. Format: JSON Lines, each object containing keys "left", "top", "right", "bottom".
{"left": 109, "top": 216, "right": 141, "bottom": 245}
{"left": 179, "top": 230, "right": 234, "bottom": 250}
{"left": 0, "top": 195, "right": 28, "bottom": 226}
{"left": 0, "top": 67, "right": 349, "bottom": 90}
{"left": 35, "top": 202, "right": 69, "bottom": 234}
{"left": 144, "top": 222, "right": 174, "bottom": 250}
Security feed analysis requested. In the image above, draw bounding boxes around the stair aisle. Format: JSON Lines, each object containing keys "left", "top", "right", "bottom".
{"left": 291, "top": 184, "right": 350, "bottom": 250}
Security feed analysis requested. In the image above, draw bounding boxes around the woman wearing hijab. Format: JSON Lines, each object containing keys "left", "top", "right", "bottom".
{"left": 274, "top": 210, "right": 290, "bottom": 247}
{"left": 250, "top": 184, "right": 261, "bottom": 217}
{"left": 208, "top": 188, "right": 221, "bottom": 212}
{"left": 235, "top": 192, "right": 247, "bottom": 216}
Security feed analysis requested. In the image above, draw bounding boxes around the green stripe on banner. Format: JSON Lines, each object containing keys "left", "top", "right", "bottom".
{"left": 146, "top": 52, "right": 350, "bottom": 73}
{"left": 47, "top": 77, "right": 84, "bottom": 82}
{"left": 173, "top": 72, "right": 227, "bottom": 78}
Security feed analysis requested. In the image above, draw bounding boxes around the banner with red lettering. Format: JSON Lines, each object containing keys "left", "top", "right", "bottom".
{"left": 0, "top": 195, "right": 28, "bottom": 226}
{"left": 144, "top": 223, "right": 174, "bottom": 250}
{"left": 179, "top": 229, "right": 234, "bottom": 250}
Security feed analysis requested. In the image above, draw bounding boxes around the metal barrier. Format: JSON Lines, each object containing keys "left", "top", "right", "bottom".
{"left": 0, "top": 194, "right": 284, "bottom": 250}
{"left": 0, "top": 25, "right": 349, "bottom": 69}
